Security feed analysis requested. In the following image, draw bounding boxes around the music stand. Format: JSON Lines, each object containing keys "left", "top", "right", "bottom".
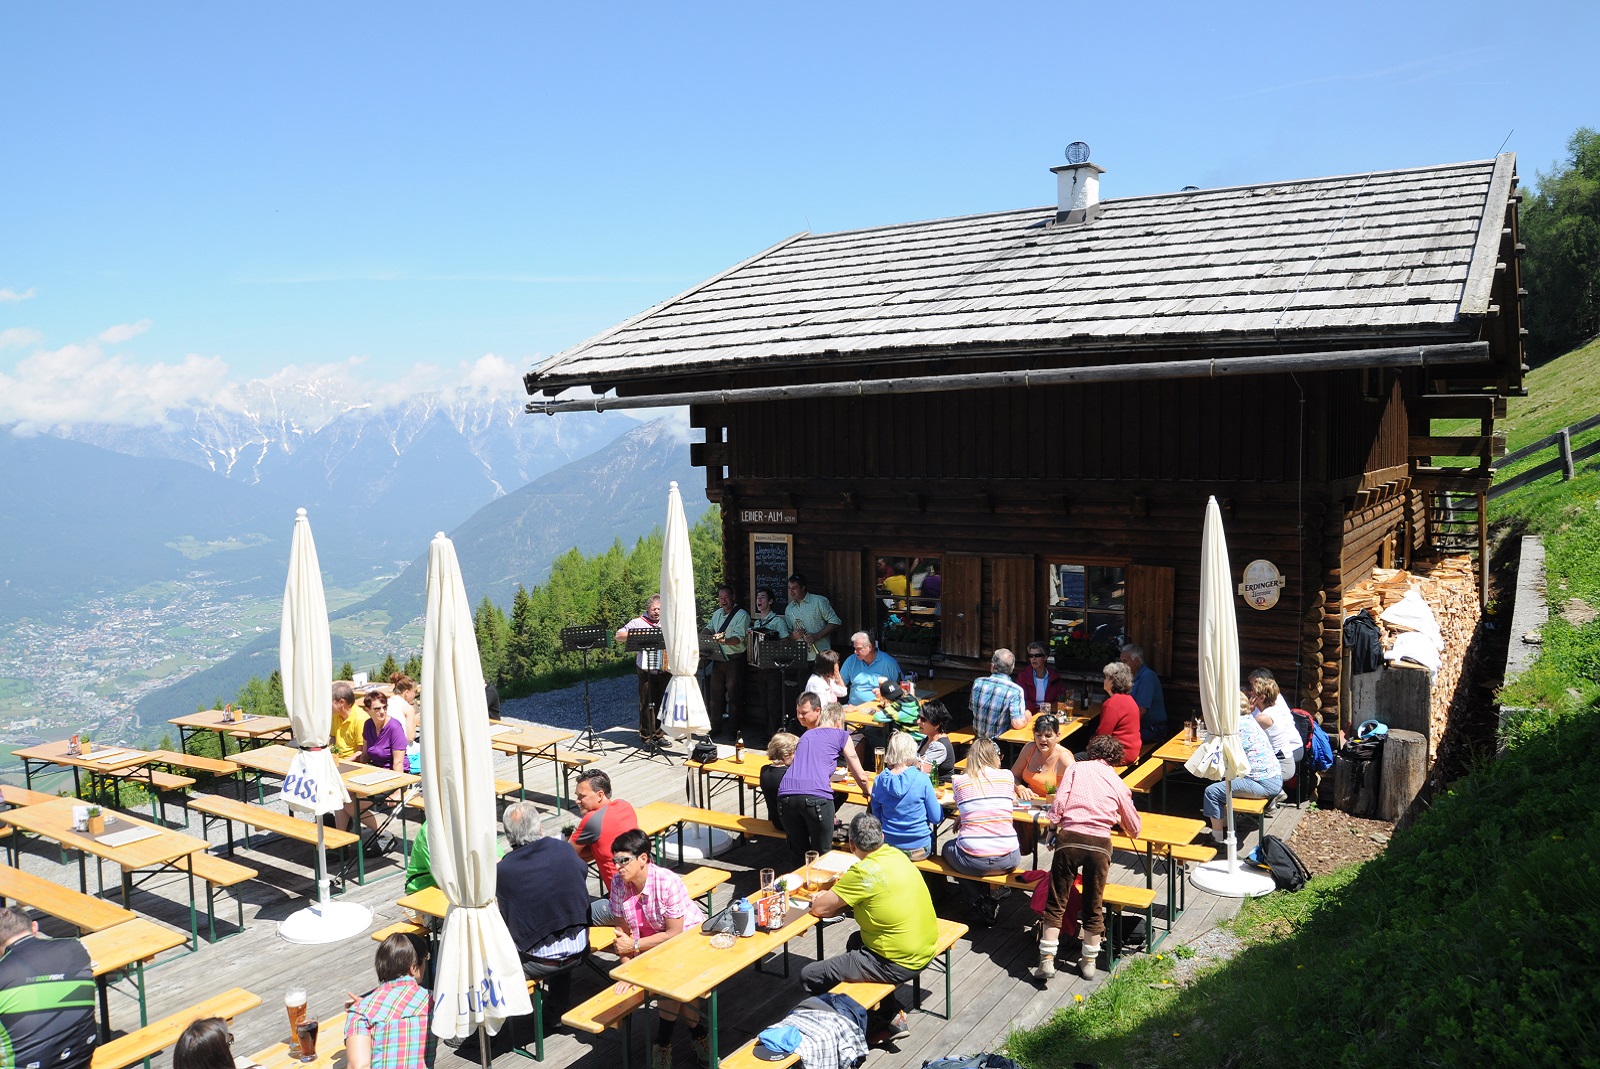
{"left": 756, "top": 639, "right": 807, "bottom": 734}
{"left": 622, "top": 627, "right": 673, "bottom": 764}
{"left": 560, "top": 624, "right": 609, "bottom": 751}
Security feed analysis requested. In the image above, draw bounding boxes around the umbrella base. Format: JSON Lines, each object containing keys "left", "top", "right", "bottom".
{"left": 279, "top": 898, "right": 374, "bottom": 944}
{"left": 658, "top": 824, "right": 737, "bottom": 863}
{"left": 1189, "top": 859, "right": 1276, "bottom": 899}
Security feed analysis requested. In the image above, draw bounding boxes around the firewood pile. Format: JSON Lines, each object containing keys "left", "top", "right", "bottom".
{"left": 1344, "top": 555, "right": 1480, "bottom": 745}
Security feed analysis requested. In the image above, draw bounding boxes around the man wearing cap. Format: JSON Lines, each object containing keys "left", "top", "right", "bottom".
{"left": 802, "top": 813, "right": 937, "bottom": 1045}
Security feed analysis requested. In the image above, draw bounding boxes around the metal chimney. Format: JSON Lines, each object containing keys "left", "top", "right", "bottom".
{"left": 1052, "top": 142, "right": 1104, "bottom": 225}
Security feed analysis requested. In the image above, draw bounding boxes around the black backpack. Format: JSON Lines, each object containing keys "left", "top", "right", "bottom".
{"left": 925, "top": 1057, "right": 1022, "bottom": 1069}
{"left": 1248, "top": 834, "right": 1311, "bottom": 892}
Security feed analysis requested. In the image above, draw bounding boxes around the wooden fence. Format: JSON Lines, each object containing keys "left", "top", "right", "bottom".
{"left": 1487, "top": 412, "right": 1600, "bottom": 500}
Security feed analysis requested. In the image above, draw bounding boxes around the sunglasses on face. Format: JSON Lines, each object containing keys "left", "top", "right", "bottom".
{"left": 612, "top": 853, "right": 638, "bottom": 868}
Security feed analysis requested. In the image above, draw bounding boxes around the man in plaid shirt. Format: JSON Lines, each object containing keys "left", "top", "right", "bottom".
{"left": 345, "top": 933, "right": 433, "bottom": 1069}
{"left": 968, "top": 649, "right": 1027, "bottom": 739}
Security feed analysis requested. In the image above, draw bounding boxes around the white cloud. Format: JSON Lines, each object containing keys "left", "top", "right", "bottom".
{"left": 0, "top": 343, "right": 232, "bottom": 433}
{"left": 0, "top": 287, "right": 37, "bottom": 303}
{"left": 0, "top": 328, "right": 43, "bottom": 350}
{"left": 97, "top": 320, "right": 152, "bottom": 344}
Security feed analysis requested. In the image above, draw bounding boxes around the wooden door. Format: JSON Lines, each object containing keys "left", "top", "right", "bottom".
{"left": 824, "top": 549, "right": 864, "bottom": 639}
{"left": 990, "top": 557, "right": 1035, "bottom": 657}
{"left": 1126, "top": 564, "right": 1175, "bottom": 677}
{"left": 942, "top": 554, "right": 982, "bottom": 658}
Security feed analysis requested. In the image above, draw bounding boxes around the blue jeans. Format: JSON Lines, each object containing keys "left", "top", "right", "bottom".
{"left": 1202, "top": 775, "right": 1282, "bottom": 820}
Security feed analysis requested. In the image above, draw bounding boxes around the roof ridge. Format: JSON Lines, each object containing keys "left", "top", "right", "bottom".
{"left": 797, "top": 158, "right": 1497, "bottom": 242}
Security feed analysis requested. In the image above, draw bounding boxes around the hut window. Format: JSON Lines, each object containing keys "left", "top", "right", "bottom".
{"left": 1047, "top": 562, "right": 1126, "bottom": 666}
{"left": 874, "top": 555, "right": 941, "bottom": 650}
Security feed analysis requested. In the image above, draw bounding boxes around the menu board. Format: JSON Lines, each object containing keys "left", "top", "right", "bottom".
{"left": 749, "top": 533, "right": 792, "bottom": 614}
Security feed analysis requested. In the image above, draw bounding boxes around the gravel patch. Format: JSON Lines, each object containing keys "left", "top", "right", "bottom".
{"left": 1166, "top": 926, "right": 1246, "bottom": 987}
{"left": 498, "top": 675, "right": 641, "bottom": 733}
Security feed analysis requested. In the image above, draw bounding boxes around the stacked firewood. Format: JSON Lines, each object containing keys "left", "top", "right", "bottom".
{"left": 1343, "top": 555, "right": 1480, "bottom": 745}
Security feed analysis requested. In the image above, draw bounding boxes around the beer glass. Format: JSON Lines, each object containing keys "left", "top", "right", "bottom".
{"left": 759, "top": 868, "right": 776, "bottom": 894}
{"left": 296, "top": 1018, "right": 319, "bottom": 1062}
{"left": 284, "top": 988, "right": 308, "bottom": 1059}
{"left": 804, "top": 850, "right": 820, "bottom": 892}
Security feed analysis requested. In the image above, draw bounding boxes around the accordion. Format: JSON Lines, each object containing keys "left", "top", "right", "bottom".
{"left": 747, "top": 626, "right": 781, "bottom": 667}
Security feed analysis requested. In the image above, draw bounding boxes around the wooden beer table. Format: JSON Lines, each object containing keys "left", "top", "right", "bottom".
{"left": 608, "top": 853, "right": 846, "bottom": 1069}
{"left": 10, "top": 740, "right": 158, "bottom": 805}
{"left": 167, "top": 708, "right": 291, "bottom": 756}
{"left": 0, "top": 796, "right": 207, "bottom": 949}
{"left": 83, "top": 918, "right": 189, "bottom": 1038}
{"left": 1151, "top": 726, "right": 1204, "bottom": 810}
{"left": 487, "top": 720, "right": 575, "bottom": 803}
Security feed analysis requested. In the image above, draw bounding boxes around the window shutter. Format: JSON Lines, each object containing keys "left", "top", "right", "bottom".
{"left": 1126, "top": 564, "right": 1175, "bottom": 677}
{"left": 991, "top": 557, "right": 1035, "bottom": 657}
{"left": 824, "top": 549, "right": 863, "bottom": 638}
{"left": 942, "top": 554, "right": 982, "bottom": 658}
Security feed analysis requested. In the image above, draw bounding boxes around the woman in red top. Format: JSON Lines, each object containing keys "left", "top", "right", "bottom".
{"left": 1016, "top": 643, "right": 1069, "bottom": 712}
{"left": 1091, "top": 661, "right": 1142, "bottom": 760}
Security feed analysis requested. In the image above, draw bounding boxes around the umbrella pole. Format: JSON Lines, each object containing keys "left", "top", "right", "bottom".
{"left": 1224, "top": 790, "right": 1238, "bottom": 865}
{"left": 478, "top": 1022, "right": 489, "bottom": 1069}
{"left": 315, "top": 820, "right": 331, "bottom": 907}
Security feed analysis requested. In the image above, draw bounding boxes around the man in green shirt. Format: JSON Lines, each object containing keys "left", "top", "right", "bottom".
{"left": 803, "top": 813, "right": 937, "bottom": 1044}
{"left": 783, "top": 574, "right": 842, "bottom": 660}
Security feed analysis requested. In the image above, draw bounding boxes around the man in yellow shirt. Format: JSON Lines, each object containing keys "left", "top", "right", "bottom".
{"left": 804, "top": 813, "right": 937, "bottom": 1045}
{"left": 330, "top": 681, "right": 368, "bottom": 761}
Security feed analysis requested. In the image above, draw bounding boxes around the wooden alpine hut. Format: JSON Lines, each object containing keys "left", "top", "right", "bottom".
{"left": 524, "top": 150, "right": 1524, "bottom": 727}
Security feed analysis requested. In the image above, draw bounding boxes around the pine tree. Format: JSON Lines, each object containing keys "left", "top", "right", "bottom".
{"left": 379, "top": 653, "right": 400, "bottom": 681}
{"left": 337, "top": 662, "right": 354, "bottom": 681}
{"left": 403, "top": 655, "right": 422, "bottom": 680}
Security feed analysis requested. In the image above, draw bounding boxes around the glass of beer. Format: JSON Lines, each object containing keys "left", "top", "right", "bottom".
{"left": 284, "top": 988, "right": 308, "bottom": 1059}
{"left": 296, "top": 1018, "right": 319, "bottom": 1063}
{"left": 804, "top": 850, "right": 821, "bottom": 892}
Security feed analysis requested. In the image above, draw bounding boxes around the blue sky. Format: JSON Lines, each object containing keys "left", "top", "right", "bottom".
{"left": 2, "top": 1, "right": 1594, "bottom": 423}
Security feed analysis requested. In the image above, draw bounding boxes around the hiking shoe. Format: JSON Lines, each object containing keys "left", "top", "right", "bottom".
{"left": 690, "top": 1029, "right": 712, "bottom": 1066}
{"left": 869, "top": 1011, "right": 910, "bottom": 1045}
{"left": 1030, "top": 955, "right": 1056, "bottom": 983}
{"left": 1079, "top": 944, "right": 1100, "bottom": 980}
{"left": 976, "top": 894, "right": 1002, "bottom": 925}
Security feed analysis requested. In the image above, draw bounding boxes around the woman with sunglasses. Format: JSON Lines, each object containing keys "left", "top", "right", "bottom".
{"left": 914, "top": 701, "right": 956, "bottom": 780}
{"left": 606, "top": 829, "right": 710, "bottom": 1069}
{"left": 1017, "top": 643, "right": 1067, "bottom": 713}
{"left": 339, "top": 692, "right": 407, "bottom": 846}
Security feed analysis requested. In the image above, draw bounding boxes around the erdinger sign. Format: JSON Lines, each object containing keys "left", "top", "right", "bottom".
{"left": 1238, "top": 559, "right": 1286, "bottom": 610}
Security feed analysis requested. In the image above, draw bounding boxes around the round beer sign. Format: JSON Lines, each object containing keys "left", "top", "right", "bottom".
{"left": 1238, "top": 559, "right": 1286, "bottom": 610}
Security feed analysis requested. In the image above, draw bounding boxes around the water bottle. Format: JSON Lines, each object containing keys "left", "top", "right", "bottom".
{"left": 733, "top": 897, "right": 755, "bottom": 937}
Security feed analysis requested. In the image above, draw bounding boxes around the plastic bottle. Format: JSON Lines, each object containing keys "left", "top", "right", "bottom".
{"left": 734, "top": 734, "right": 744, "bottom": 763}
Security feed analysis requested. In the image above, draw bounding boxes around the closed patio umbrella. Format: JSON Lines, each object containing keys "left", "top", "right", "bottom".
{"left": 278, "top": 508, "right": 373, "bottom": 943}
{"left": 658, "top": 481, "right": 711, "bottom": 741}
{"left": 1188, "top": 496, "right": 1275, "bottom": 898}
{"left": 422, "top": 533, "right": 531, "bottom": 1055}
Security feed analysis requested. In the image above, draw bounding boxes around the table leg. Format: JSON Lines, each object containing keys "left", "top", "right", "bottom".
{"left": 708, "top": 988, "right": 720, "bottom": 1069}
{"left": 135, "top": 960, "right": 148, "bottom": 1025}
{"left": 96, "top": 978, "right": 111, "bottom": 1042}
{"left": 186, "top": 862, "right": 198, "bottom": 951}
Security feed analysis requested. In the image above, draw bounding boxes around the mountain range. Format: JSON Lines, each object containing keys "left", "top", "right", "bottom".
{"left": 126, "top": 417, "right": 709, "bottom": 723}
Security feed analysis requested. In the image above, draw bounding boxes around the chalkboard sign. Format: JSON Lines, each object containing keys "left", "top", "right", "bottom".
{"left": 749, "top": 533, "right": 793, "bottom": 615}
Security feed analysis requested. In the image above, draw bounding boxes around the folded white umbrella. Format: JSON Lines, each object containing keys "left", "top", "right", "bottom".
{"left": 658, "top": 481, "right": 711, "bottom": 740}
{"left": 278, "top": 508, "right": 370, "bottom": 943}
{"left": 1189, "top": 496, "right": 1274, "bottom": 898}
{"left": 423, "top": 533, "right": 532, "bottom": 1046}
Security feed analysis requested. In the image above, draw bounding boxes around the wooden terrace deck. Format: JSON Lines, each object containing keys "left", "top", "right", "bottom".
{"left": 6, "top": 715, "right": 1304, "bottom": 1068}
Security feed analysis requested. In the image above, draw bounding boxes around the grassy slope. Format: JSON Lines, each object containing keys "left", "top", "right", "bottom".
{"left": 1007, "top": 340, "right": 1600, "bottom": 1068}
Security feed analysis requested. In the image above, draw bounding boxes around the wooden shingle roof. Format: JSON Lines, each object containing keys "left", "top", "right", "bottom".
{"left": 530, "top": 156, "right": 1514, "bottom": 392}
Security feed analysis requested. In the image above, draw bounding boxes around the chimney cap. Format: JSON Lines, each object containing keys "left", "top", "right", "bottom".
{"left": 1065, "top": 141, "right": 1092, "bottom": 165}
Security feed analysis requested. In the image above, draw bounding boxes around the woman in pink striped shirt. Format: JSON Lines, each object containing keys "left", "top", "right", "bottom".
{"left": 1032, "top": 734, "right": 1142, "bottom": 984}
{"left": 941, "top": 737, "right": 1021, "bottom": 924}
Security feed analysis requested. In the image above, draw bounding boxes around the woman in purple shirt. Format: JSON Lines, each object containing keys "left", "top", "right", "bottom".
{"left": 775, "top": 704, "right": 871, "bottom": 865}
{"left": 344, "top": 691, "right": 407, "bottom": 852}
{"left": 358, "top": 692, "right": 409, "bottom": 772}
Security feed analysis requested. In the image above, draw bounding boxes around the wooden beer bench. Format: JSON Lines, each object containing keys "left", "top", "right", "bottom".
{"left": 171, "top": 851, "right": 258, "bottom": 941}
{"left": 188, "top": 795, "right": 365, "bottom": 883}
{"left": 91, "top": 987, "right": 260, "bottom": 1069}
{"left": 0, "top": 864, "right": 138, "bottom": 932}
